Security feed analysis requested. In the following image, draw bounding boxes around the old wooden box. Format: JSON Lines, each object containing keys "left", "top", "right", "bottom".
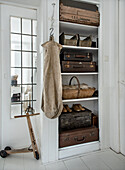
{"left": 61, "top": 61, "right": 96, "bottom": 72}
{"left": 59, "top": 126, "right": 99, "bottom": 148}
{"left": 61, "top": 51, "right": 92, "bottom": 62}
{"left": 59, "top": 108, "right": 92, "bottom": 130}
{"left": 60, "top": 3, "right": 100, "bottom": 26}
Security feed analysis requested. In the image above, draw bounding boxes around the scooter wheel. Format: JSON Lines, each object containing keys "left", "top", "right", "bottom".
{"left": 0, "top": 150, "right": 8, "bottom": 158}
{"left": 35, "top": 151, "right": 39, "bottom": 160}
{"left": 4, "top": 146, "right": 11, "bottom": 151}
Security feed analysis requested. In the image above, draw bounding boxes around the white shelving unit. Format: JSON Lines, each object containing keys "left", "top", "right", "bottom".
{"left": 62, "top": 45, "right": 98, "bottom": 50}
{"left": 63, "top": 97, "right": 98, "bottom": 103}
{"left": 58, "top": 0, "right": 100, "bottom": 159}
{"left": 60, "top": 21, "right": 98, "bottom": 36}
{"left": 61, "top": 72, "right": 98, "bottom": 75}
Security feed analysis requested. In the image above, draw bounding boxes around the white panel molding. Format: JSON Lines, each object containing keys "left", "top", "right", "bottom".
{"left": 109, "top": 0, "right": 120, "bottom": 153}
{"left": 119, "top": 0, "right": 125, "bottom": 156}
{"left": 0, "top": 0, "right": 40, "bottom": 9}
{"left": 0, "top": 5, "right": 2, "bottom": 149}
{"left": 59, "top": 141, "right": 100, "bottom": 159}
{"left": 99, "top": 0, "right": 110, "bottom": 150}
{"left": 40, "top": 0, "right": 60, "bottom": 164}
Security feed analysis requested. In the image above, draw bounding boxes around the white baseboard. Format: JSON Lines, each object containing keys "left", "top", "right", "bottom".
{"left": 58, "top": 141, "right": 100, "bottom": 159}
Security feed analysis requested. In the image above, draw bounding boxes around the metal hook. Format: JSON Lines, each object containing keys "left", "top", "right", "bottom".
{"left": 50, "top": 28, "right": 54, "bottom": 36}
{"left": 50, "top": 3, "right": 56, "bottom": 37}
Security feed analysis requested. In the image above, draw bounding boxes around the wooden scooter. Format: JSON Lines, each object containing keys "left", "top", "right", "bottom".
{"left": 0, "top": 112, "right": 40, "bottom": 160}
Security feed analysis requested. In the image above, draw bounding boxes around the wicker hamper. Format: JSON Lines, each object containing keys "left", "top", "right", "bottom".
{"left": 62, "top": 76, "right": 95, "bottom": 99}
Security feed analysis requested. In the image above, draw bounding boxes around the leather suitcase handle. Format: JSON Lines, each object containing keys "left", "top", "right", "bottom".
{"left": 74, "top": 136, "right": 85, "bottom": 142}
{"left": 69, "top": 76, "right": 80, "bottom": 98}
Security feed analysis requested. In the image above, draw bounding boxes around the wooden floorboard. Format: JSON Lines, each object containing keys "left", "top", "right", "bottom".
{"left": 0, "top": 149, "right": 125, "bottom": 170}
{"left": 4, "top": 153, "right": 24, "bottom": 170}
{"left": 81, "top": 152, "right": 111, "bottom": 170}
{"left": 97, "top": 150, "right": 125, "bottom": 170}
{"left": 64, "top": 157, "right": 89, "bottom": 170}
{"left": 0, "top": 157, "right": 5, "bottom": 170}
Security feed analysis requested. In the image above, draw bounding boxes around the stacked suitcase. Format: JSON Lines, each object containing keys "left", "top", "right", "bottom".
{"left": 60, "top": 50, "right": 97, "bottom": 73}
{"left": 59, "top": 106, "right": 99, "bottom": 148}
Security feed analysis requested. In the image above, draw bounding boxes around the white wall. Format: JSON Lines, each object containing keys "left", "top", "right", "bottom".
{"left": 99, "top": 0, "right": 110, "bottom": 149}
{"left": 119, "top": 0, "right": 125, "bottom": 156}
{"left": 108, "top": 0, "right": 119, "bottom": 152}
{"left": 100, "top": 0, "right": 119, "bottom": 153}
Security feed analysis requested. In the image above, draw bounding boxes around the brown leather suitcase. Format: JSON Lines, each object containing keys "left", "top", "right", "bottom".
{"left": 61, "top": 61, "right": 96, "bottom": 72}
{"left": 59, "top": 126, "right": 99, "bottom": 148}
{"left": 59, "top": 108, "right": 92, "bottom": 130}
{"left": 61, "top": 51, "right": 92, "bottom": 62}
{"left": 60, "top": 3, "right": 100, "bottom": 26}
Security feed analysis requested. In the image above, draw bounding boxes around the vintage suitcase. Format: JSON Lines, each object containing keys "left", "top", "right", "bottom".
{"left": 61, "top": 61, "right": 96, "bottom": 72}
{"left": 61, "top": 51, "right": 92, "bottom": 62}
{"left": 60, "top": 3, "right": 100, "bottom": 26}
{"left": 59, "top": 108, "right": 92, "bottom": 130}
{"left": 59, "top": 126, "right": 99, "bottom": 148}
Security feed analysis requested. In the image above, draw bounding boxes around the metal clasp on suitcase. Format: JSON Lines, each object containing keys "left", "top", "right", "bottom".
{"left": 90, "top": 131, "right": 95, "bottom": 136}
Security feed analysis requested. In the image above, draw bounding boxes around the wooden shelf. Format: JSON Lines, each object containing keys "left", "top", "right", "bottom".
{"left": 59, "top": 21, "right": 98, "bottom": 36}
{"left": 63, "top": 97, "right": 98, "bottom": 103}
{"left": 62, "top": 45, "right": 98, "bottom": 50}
{"left": 61, "top": 72, "right": 98, "bottom": 75}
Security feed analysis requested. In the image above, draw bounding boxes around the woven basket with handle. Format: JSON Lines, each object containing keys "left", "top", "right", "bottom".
{"left": 62, "top": 76, "right": 95, "bottom": 99}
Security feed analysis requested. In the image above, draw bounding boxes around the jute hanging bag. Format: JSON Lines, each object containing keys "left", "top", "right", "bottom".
{"left": 62, "top": 76, "right": 95, "bottom": 99}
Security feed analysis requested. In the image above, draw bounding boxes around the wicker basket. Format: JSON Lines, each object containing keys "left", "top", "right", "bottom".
{"left": 79, "top": 36, "right": 92, "bottom": 47}
{"left": 62, "top": 76, "right": 95, "bottom": 99}
{"left": 59, "top": 32, "right": 79, "bottom": 46}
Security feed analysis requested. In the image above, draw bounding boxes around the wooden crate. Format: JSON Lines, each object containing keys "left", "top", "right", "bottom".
{"left": 60, "top": 3, "right": 100, "bottom": 26}
{"left": 59, "top": 108, "right": 92, "bottom": 130}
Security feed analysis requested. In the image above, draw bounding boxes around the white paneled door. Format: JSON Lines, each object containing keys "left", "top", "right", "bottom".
{"left": 119, "top": 0, "right": 125, "bottom": 156}
{"left": 0, "top": 4, "right": 37, "bottom": 149}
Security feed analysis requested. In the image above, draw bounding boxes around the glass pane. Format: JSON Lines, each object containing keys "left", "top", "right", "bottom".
{"left": 22, "top": 19, "right": 31, "bottom": 35}
{"left": 33, "top": 69, "right": 37, "bottom": 83}
{"left": 11, "top": 34, "right": 21, "bottom": 50}
{"left": 33, "top": 53, "right": 37, "bottom": 67}
{"left": 22, "top": 85, "right": 32, "bottom": 101}
{"left": 11, "top": 17, "right": 21, "bottom": 33}
{"left": 11, "top": 51, "right": 21, "bottom": 67}
{"left": 11, "top": 104, "right": 21, "bottom": 118}
{"left": 33, "top": 36, "right": 37, "bottom": 51}
{"left": 22, "top": 69, "right": 32, "bottom": 84}
{"left": 33, "top": 20, "right": 37, "bottom": 35}
{"left": 11, "top": 86, "right": 21, "bottom": 97}
{"left": 22, "top": 52, "right": 31, "bottom": 67}
{"left": 22, "top": 35, "right": 31, "bottom": 51}
{"left": 11, "top": 68, "right": 21, "bottom": 84}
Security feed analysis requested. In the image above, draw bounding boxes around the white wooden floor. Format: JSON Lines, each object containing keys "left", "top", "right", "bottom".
{"left": 0, "top": 149, "right": 125, "bottom": 170}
